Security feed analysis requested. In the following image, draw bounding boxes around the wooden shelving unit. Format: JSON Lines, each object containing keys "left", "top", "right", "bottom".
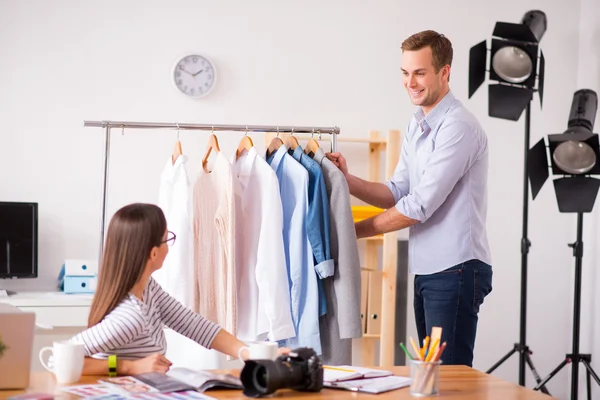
{"left": 343, "top": 130, "right": 400, "bottom": 368}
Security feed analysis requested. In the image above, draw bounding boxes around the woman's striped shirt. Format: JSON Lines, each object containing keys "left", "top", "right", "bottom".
{"left": 72, "top": 278, "right": 221, "bottom": 359}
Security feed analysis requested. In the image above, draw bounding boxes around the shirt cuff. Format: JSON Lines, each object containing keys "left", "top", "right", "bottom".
{"left": 384, "top": 181, "right": 401, "bottom": 204}
{"left": 268, "top": 324, "right": 296, "bottom": 342}
{"left": 314, "top": 259, "right": 335, "bottom": 278}
{"left": 395, "top": 196, "right": 425, "bottom": 222}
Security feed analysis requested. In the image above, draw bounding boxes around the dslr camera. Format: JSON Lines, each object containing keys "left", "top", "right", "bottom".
{"left": 240, "top": 347, "right": 323, "bottom": 397}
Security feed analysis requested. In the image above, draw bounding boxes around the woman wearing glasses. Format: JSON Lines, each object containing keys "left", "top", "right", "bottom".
{"left": 71, "top": 203, "right": 258, "bottom": 376}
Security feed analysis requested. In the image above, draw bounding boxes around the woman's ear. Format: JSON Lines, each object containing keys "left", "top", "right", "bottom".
{"left": 149, "top": 246, "right": 159, "bottom": 262}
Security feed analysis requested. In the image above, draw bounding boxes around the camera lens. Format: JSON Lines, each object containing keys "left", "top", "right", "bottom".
{"left": 253, "top": 365, "right": 267, "bottom": 391}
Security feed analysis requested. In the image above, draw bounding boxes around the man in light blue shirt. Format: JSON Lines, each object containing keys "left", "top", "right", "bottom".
{"left": 328, "top": 30, "right": 492, "bottom": 366}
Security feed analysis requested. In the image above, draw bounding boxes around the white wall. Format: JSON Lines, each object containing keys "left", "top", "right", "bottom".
{"left": 0, "top": 0, "right": 593, "bottom": 398}
{"left": 577, "top": 0, "right": 600, "bottom": 398}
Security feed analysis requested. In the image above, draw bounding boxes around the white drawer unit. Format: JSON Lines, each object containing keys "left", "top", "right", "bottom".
{"left": 19, "top": 306, "right": 90, "bottom": 327}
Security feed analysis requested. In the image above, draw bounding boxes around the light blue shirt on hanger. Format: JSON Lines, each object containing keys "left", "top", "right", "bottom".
{"left": 385, "top": 91, "right": 492, "bottom": 275}
{"left": 267, "top": 145, "right": 322, "bottom": 354}
{"left": 289, "top": 145, "right": 333, "bottom": 317}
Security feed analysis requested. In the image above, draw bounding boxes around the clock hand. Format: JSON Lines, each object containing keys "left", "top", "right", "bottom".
{"left": 192, "top": 69, "right": 204, "bottom": 77}
{"left": 178, "top": 66, "right": 193, "bottom": 76}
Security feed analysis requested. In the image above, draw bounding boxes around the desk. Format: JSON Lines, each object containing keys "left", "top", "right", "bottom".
{"left": 3, "top": 366, "right": 556, "bottom": 399}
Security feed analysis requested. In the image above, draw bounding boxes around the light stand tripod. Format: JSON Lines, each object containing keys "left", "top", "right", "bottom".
{"left": 533, "top": 212, "right": 600, "bottom": 400}
{"left": 486, "top": 103, "right": 550, "bottom": 395}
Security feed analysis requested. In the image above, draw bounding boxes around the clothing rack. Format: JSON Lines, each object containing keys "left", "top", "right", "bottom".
{"left": 83, "top": 120, "right": 341, "bottom": 259}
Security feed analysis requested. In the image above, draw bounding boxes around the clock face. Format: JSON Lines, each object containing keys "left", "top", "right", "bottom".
{"left": 173, "top": 54, "right": 216, "bottom": 98}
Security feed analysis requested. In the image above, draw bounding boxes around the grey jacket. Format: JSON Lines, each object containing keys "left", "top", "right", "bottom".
{"left": 313, "top": 148, "right": 362, "bottom": 365}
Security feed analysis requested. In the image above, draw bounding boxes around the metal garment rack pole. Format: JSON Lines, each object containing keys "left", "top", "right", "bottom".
{"left": 83, "top": 120, "right": 340, "bottom": 260}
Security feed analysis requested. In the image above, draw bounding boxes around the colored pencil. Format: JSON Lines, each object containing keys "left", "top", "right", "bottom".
{"left": 425, "top": 338, "right": 440, "bottom": 362}
{"left": 323, "top": 366, "right": 355, "bottom": 373}
{"left": 421, "top": 336, "right": 430, "bottom": 360}
{"left": 410, "top": 337, "right": 423, "bottom": 360}
{"left": 434, "top": 342, "right": 447, "bottom": 362}
{"left": 399, "top": 342, "right": 414, "bottom": 360}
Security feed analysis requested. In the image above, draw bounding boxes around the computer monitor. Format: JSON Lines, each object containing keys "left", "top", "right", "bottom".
{"left": 0, "top": 202, "right": 38, "bottom": 295}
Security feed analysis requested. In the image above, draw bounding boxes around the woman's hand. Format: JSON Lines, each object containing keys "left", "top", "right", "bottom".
{"left": 126, "top": 354, "right": 172, "bottom": 375}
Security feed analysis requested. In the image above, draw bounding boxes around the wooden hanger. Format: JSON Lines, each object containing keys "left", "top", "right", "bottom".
{"left": 266, "top": 129, "right": 284, "bottom": 159}
{"left": 266, "top": 137, "right": 283, "bottom": 159}
{"left": 304, "top": 131, "right": 320, "bottom": 157}
{"left": 172, "top": 140, "right": 183, "bottom": 165}
{"left": 235, "top": 129, "right": 254, "bottom": 160}
{"left": 171, "top": 123, "right": 183, "bottom": 165}
{"left": 285, "top": 133, "right": 299, "bottom": 150}
{"left": 202, "top": 132, "right": 220, "bottom": 173}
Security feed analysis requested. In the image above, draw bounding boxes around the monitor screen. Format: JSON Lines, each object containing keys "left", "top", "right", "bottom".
{"left": 0, "top": 202, "right": 38, "bottom": 278}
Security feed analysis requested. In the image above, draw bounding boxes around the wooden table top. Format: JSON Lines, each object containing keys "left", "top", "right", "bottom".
{"left": 2, "top": 366, "right": 556, "bottom": 399}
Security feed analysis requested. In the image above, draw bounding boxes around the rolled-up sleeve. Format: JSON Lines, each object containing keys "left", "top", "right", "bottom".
{"left": 385, "top": 133, "right": 411, "bottom": 203}
{"left": 396, "top": 121, "right": 481, "bottom": 222}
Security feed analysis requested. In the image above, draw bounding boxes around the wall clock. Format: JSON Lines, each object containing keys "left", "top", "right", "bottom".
{"left": 172, "top": 54, "right": 216, "bottom": 98}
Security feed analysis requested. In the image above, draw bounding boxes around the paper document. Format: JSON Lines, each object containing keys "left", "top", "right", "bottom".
{"left": 323, "top": 365, "right": 393, "bottom": 382}
{"left": 325, "top": 375, "right": 412, "bottom": 394}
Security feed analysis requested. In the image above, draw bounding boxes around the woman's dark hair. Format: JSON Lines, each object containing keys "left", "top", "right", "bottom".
{"left": 88, "top": 203, "right": 166, "bottom": 327}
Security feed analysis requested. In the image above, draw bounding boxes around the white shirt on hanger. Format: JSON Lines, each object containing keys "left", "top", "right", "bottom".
{"left": 193, "top": 152, "right": 237, "bottom": 335}
{"left": 232, "top": 147, "right": 295, "bottom": 342}
{"left": 155, "top": 155, "right": 194, "bottom": 309}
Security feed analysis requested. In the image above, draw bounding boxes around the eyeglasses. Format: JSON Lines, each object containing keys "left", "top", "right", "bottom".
{"left": 159, "top": 231, "right": 177, "bottom": 247}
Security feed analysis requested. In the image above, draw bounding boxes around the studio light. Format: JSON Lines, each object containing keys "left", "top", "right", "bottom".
{"left": 469, "top": 10, "right": 546, "bottom": 120}
{"left": 474, "top": 11, "right": 550, "bottom": 393}
{"left": 529, "top": 89, "right": 600, "bottom": 213}
{"left": 528, "top": 89, "right": 600, "bottom": 400}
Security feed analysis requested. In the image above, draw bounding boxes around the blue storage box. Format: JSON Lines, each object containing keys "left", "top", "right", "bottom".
{"left": 63, "top": 276, "right": 97, "bottom": 294}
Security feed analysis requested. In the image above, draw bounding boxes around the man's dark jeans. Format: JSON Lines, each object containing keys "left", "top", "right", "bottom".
{"left": 414, "top": 259, "right": 493, "bottom": 367}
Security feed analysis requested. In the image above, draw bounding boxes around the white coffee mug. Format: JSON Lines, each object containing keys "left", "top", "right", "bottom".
{"left": 39, "top": 340, "right": 85, "bottom": 384}
{"left": 238, "top": 341, "right": 279, "bottom": 362}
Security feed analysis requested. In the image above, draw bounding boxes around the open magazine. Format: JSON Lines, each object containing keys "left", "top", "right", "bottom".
{"left": 60, "top": 378, "right": 215, "bottom": 400}
{"left": 133, "top": 368, "right": 243, "bottom": 393}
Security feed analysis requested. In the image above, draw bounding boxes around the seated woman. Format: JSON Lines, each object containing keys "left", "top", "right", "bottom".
{"left": 72, "top": 203, "right": 264, "bottom": 375}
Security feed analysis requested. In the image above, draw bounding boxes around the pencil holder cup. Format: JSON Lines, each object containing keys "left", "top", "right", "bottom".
{"left": 409, "top": 360, "right": 442, "bottom": 397}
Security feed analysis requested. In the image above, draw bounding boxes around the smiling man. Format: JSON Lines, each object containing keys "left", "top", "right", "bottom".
{"left": 326, "top": 31, "right": 492, "bottom": 367}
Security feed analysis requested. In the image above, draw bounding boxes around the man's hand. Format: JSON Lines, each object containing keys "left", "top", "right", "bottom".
{"left": 325, "top": 152, "right": 348, "bottom": 176}
{"left": 326, "top": 151, "right": 396, "bottom": 209}
{"left": 277, "top": 347, "right": 291, "bottom": 356}
{"left": 126, "top": 354, "right": 172, "bottom": 375}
